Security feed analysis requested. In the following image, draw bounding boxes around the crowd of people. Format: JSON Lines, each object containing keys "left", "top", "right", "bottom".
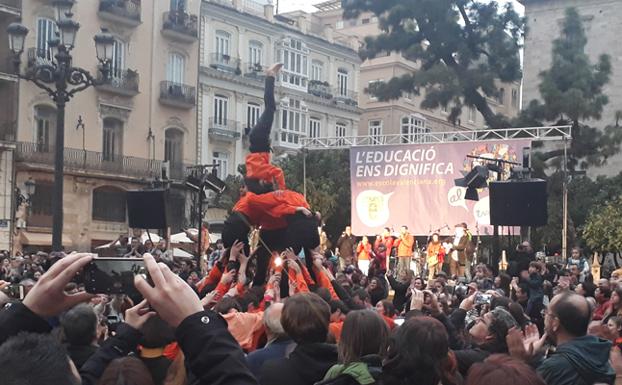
{"left": 1, "top": 63, "right": 621, "bottom": 385}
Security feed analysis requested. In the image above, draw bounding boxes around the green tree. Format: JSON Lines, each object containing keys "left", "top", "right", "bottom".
{"left": 342, "top": 0, "right": 524, "bottom": 128}
{"left": 583, "top": 195, "right": 622, "bottom": 263}
{"left": 518, "top": 8, "right": 620, "bottom": 171}
{"left": 276, "top": 150, "right": 351, "bottom": 243}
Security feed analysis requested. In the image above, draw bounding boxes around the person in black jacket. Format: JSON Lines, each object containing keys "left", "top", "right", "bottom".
{"left": 60, "top": 303, "right": 99, "bottom": 369}
{"left": 259, "top": 292, "right": 338, "bottom": 385}
{"left": 386, "top": 269, "right": 413, "bottom": 313}
{"left": 0, "top": 253, "right": 259, "bottom": 385}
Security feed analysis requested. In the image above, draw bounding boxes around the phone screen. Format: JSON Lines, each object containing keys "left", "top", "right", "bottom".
{"left": 83, "top": 258, "right": 147, "bottom": 295}
{"left": 2, "top": 284, "right": 25, "bottom": 300}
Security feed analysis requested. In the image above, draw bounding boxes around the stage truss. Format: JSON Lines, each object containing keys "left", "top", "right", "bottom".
{"left": 301, "top": 125, "right": 572, "bottom": 150}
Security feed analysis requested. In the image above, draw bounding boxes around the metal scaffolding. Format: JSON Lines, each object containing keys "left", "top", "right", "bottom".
{"left": 301, "top": 125, "right": 572, "bottom": 150}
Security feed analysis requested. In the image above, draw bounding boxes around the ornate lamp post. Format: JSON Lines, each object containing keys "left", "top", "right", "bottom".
{"left": 7, "top": 2, "right": 114, "bottom": 251}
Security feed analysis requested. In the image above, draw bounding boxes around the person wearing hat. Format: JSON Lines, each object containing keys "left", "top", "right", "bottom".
{"left": 453, "top": 301, "right": 520, "bottom": 377}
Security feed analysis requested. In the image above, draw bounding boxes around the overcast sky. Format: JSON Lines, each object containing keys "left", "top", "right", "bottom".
{"left": 277, "top": 0, "right": 524, "bottom": 15}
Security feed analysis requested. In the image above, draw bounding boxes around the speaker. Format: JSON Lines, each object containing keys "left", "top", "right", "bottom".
{"left": 127, "top": 190, "right": 168, "bottom": 229}
{"left": 489, "top": 180, "right": 547, "bottom": 226}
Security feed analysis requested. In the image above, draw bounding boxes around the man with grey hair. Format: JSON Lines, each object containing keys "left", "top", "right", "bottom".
{"left": 246, "top": 303, "right": 295, "bottom": 376}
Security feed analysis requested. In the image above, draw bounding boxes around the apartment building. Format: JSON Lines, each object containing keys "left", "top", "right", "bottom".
{"left": 198, "top": 0, "right": 361, "bottom": 184}
{"left": 311, "top": 0, "right": 520, "bottom": 141}
{"left": 11, "top": 0, "right": 200, "bottom": 252}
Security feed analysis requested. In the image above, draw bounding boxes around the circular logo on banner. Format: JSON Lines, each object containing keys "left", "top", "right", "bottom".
{"left": 356, "top": 190, "right": 393, "bottom": 228}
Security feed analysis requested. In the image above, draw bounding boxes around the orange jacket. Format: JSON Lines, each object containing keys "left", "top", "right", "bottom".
{"left": 357, "top": 242, "right": 372, "bottom": 261}
{"left": 246, "top": 153, "right": 286, "bottom": 190}
{"left": 329, "top": 321, "right": 344, "bottom": 342}
{"left": 245, "top": 191, "right": 310, "bottom": 230}
{"left": 397, "top": 233, "right": 414, "bottom": 257}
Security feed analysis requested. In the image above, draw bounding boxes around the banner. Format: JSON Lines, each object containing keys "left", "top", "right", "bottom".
{"left": 350, "top": 140, "right": 531, "bottom": 236}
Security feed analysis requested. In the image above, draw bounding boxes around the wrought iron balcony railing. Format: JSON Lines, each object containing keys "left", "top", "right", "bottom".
{"left": 162, "top": 11, "right": 198, "bottom": 41}
{"left": 96, "top": 69, "right": 139, "bottom": 96}
{"left": 159, "top": 81, "right": 196, "bottom": 108}
{"left": 208, "top": 53, "right": 241, "bottom": 73}
{"left": 207, "top": 117, "right": 241, "bottom": 141}
{"left": 98, "top": 0, "right": 141, "bottom": 25}
{"left": 308, "top": 80, "right": 333, "bottom": 99}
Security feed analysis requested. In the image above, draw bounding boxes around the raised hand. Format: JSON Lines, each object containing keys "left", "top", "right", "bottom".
{"left": 230, "top": 240, "right": 244, "bottom": 261}
{"left": 220, "top": 269, "right": 237, "bottom": 285}
{"left": 410, "top": 289, "right": 424, "bottom": 311}
{"left": 124, "top": 299, "right": 156, "bottom": 330}
{"left": 134, "top": 253, "right": 203, "bottom": 328}
{"left": 22, "top": 252, "right": 95, "bottom": 318}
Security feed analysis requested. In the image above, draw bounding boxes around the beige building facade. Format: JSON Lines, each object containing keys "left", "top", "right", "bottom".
{"left": 311, "top": 0, "right": 520, "bottom": 141}
{"left": 9, "top": 0, "right": 200, "bottom": 252}
{"left": 199, "top": 0, "right": 361, "bottom": 184}
{"left": 520, "top": 0, "right": 622, "bottom": 175}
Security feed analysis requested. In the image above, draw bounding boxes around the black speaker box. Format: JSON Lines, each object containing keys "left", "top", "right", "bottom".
{"left": 489, "top": 180, "right": 547, "bottom": 226}
{"left": 127, "top": 190, "right": 168, "bottom": 229}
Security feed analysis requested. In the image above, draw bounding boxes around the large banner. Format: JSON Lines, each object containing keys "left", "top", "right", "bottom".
{"left": 350, "top": 140, "right": 531, "bottom": 236}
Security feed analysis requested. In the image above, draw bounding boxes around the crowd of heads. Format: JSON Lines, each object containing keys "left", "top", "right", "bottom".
{"left": 1, "top": 228, "right": 621, "bottom": 385}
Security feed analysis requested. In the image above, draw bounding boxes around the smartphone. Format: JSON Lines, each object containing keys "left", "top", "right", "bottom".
{"left": 83, "top": 257, "right": 148, "bottom": 296}
{"left": 2, "top": 284, "right": 25, "bottom": 300}
{"left": 474, "top": 293, "right": 492, "bottom": 306}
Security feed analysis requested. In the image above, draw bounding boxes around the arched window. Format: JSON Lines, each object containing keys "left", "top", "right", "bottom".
{"left": 247, "top": 102, "right": 261, "bottom": 128}
{"left": 215, "top": 30, "right": 231, "bottom": 58}
{"left": 36, "top": 18, "right": 57, "bottom": 62}
{"left": 92, "top": 186, "right": 126, "bottom": 222}
{"left": 34, "top": 105, "right": 56, "bottom": 152}
{"left": 497, "top": 88, "right": 505, "bottom": 105}
{"left": 102, "top": 117, "right": 123, "bottom": 161}
{"left": 165, "top": 128, "right": 184, "bottom": 166}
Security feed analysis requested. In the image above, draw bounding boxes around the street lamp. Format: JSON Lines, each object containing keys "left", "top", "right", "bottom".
{"left": 7, "top": 5, "right": 114, "bottom": 251}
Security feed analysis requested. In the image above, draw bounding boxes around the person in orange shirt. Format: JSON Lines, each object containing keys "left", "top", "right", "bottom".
{"left": 328, "top": 300, "right": 348, "bottom": 342}
{"left": 375, "top": 300, "right": 397, "bottom": 330}
{"left": 356, "top": 236, "right": 372, "bottom": 276}
{"left": 426, "top": 233, "right": 444, "bottom": 283}
{"left": 244, "top": 63, "right": 286, "bottom": 194}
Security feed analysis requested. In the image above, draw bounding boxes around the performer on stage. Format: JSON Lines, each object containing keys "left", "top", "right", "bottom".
{"left": 426, "top": 233, "right": 443, "bottom": 282}
{"left": 395, "top": 225, "right": 414, "bottom": 276}
{"left": 449, "top": 223, "right": 470, "bottom": 278}
{"left": 356, "top": 235, "right": 372, "bottom": 276}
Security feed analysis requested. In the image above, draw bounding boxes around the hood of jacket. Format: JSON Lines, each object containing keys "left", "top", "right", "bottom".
{"left": 290, "top": 342, "right": 338, "bottom": 381}
{"left": 555, "top": 335, "right": 615, "bottom": 383}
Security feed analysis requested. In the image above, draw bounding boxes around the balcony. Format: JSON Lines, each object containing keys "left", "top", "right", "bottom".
{"left": 208, "top": 53, "right": 241, "bottom": 74}
{"left": 0, "top": 0, "right": 21, "bottom": 15}
{"left": 333, "top": 88, "right": 358, "bottom": 106}
{"left": 98, "top": 0, "right": 141, "bottom": 27}
{"left": 243, "top": 62, "right": 266, "bottom": 81}
{"left": 308, "top": 80, "right": 333, "bottom": 100}
{"left": 159, "top": 81, "right": 196, "bottom": 109}
{"left": 162, "top": 11, "right": 198, "bottom": 43}
{"left": 96, "top": 69, "right": 139, "bottom": 96}
{"left": 15, "top": 142, "right": 163, "bottom": 180}
{"left": 27, "top": 48, "right": 54, "bottom": 69}
{"left": 207, "top": 117, "right": 241, "bottom": 141}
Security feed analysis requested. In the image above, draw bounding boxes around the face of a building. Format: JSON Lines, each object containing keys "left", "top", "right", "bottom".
{"left": 10, "top": 0, "right": 200, "bottom": 252}
{"left": 198, "top": 0, "right": 361, "bottom": 180}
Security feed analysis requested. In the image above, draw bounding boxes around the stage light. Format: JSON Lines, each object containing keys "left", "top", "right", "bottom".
{"left": 464, "top": 186, "right": 479, "bottom": 201}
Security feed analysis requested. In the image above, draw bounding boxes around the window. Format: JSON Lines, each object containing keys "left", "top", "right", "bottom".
{"left": 468, "top": 106, "right": 476, "bottom": 123}
{"left": 34, "top": 105, "right": 56, "bottom": 152}
{"left": 170, "top": 0, "right": 186, "bottom": 12}
{"left": 336, "top": 21, "right": 344, "bottom": 29}
{"left": 362, "top": 18, "right": 370, "bottom": 24}
{"left": 213, "top": 151, "right": 229, "bottom": 180}
{"left": 165, "top": 128, "right": 184, "bottom": 166}
{"left": 102, "top": 118, "right": 123, "bottom": 161}
{"left": 337, "top": 68, "right": 349, "bottom": 97}
{"left": 277, "top": 38, "right": 309, "bottom": 89}
{"left": 368, "top": 120, "right": 383, "bottom": 144}
{"left": 110, "top": 39, "right": 125, "bottom": 79}
{"left": 246, "top": 102, "right": 261, "bottom": 129}
{"left": 248, "top": 40, "right": 263, "bottom": 67}
{"left": 311, "top": 60, "right": 323, "bottom": 82}
{"left": 215, "top": 30, "right": 231, "bottom": 59}
{"left": 30, "top": 181, "right": 53, "bottom": 227}
{"left": 401, "top": 115, "right": 429, "bottom": 143}
{"left": 335, "top": 122, "right": 347, "bottom": 146}
{"left": 497, "top": 88, "right": 505, "bottom": 105}
{"left": 167, "top": 53, "right": 185, "bottom": 83}
{"left": 309, "top": 118, "right": 321, "bottom": 139}
{"left": 280, "top": 98, "right": 307, "bottom": 146}
{"left": 214, "top": 95, "right": 228, "bottom": 126}
{"left": 92, "top": 186, "right": 126, "bottom": 222}
{"left": 36, "top": 18, "right": 57, "bottom": 61}
{"left": 511, "top": 89, "right": 519, "bottom": 108}
{"left": 367, "top": 80, "right": 381, "bottom": 101}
